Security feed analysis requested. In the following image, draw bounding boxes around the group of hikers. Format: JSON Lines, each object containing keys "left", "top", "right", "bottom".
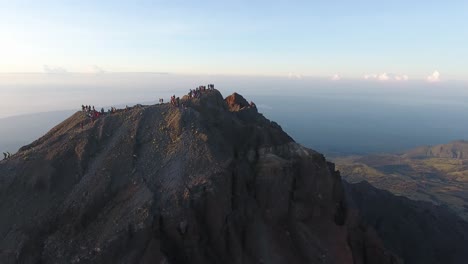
{"left": 2, "top": 84, "right": 219, "bottom": 162}
{"left": 189, "top": 84, "right": 214, "bottom": 99}
{"left": 81, "top": 104, "right": 120, "bottom": 129}
{"left": 78, "top": 83, "right": 216, "bottom": 124}
{"left": 170, "top": 95, "right": 181, "bottom": 107}
{"left": 82, "top": 105, "right": 105, "bottom": 123}
{"left": 2, "top": 152, "right": 11, "bottom": 160}
{"left": 170, "top": 83, "right": 216, "bottom": 107}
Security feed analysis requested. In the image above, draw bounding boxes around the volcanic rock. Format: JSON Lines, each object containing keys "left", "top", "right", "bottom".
{"left": 0, "top": 89, "right": 397, "bottom": 263}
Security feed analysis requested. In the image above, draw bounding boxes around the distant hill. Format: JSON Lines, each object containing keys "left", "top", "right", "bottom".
{"left": 402, "top": 140, "right": 468, "bottom": 159}
{"left": 335, "top": 141, "right": 468, "bottom": 220}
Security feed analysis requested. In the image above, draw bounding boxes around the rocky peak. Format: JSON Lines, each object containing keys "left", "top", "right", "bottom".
{"left": 0, "top": 89, "right": 398, "bottom": 264}
{"left": 225, "top": 92, "right": 252, "bottom": 112}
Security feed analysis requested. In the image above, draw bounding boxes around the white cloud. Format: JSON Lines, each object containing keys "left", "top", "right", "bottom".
{"left": 43, "top": 65, "right": 68, "bottom": 74}
{"left": 427, "top": 71, "right": 440, "bottom": 82}
{"left": 394, "top": 74, "right": 409, "bottom": 81}
{"left": 87, "top": 65, "right": 106, "bottom": 74}
{"left": 364, "top": 73, "right": 390, "bottom": 81}
{"left": 364, "top": 74, "right": 377, "bottom": 80}
{"left": 288, "top": 72, "right": 302, "bottom": 80}
{"left": 331, "top": 74, "right": 341, "bottom": 81}
{"left": 378, "top": 73, "right": 390, "bottom": 81}
{"left": 364, "top": 73, "right": 409, "bottom": 81}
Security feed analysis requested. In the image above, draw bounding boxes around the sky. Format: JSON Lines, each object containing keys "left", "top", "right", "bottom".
{"left": 1, "top": 0, "right": 467, "bottom": 80}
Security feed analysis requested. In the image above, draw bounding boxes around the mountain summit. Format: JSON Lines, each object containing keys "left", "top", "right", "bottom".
{"left": 0, "top": 90, "right": 397, "bottom": 264}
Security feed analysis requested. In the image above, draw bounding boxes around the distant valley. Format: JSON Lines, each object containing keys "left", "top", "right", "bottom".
{"left": 335, "top": 140, "right": 468, "bottom": 220}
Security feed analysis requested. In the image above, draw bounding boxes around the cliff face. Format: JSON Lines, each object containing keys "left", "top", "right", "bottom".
{"left": 0, "top": 90, "right": 396, "bottom": 264}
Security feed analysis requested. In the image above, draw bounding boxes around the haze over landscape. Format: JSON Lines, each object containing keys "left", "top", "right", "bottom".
{"left": 1, "top": 1, "right": 468, "bottom": 264}
{"left": 2, "top": 73, "right": 468, "bottom": 155}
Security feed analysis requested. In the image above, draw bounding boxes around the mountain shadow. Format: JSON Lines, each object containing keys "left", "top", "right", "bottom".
{"left": 345, "top": 181, "right": 468, "bottom": 264}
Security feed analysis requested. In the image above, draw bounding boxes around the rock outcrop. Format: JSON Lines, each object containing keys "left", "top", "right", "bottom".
{"left": 0, "top": 90, "right": 397, "bottom": 263}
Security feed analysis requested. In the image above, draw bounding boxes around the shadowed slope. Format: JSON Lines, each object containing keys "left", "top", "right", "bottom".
{"left": 345, "top": 181, "right": 468, "bottom": 264}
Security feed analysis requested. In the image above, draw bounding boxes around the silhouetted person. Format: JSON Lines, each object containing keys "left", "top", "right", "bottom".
{"left": 7, "top": 152, "right": 11, "bottom": 159}
{"left": 3, "top": 152, "right": 6, "bottom": 160}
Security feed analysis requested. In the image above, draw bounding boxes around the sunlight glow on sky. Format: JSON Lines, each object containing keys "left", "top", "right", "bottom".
{"left": 0, "top": 1, "right": 467, "bottom": 80}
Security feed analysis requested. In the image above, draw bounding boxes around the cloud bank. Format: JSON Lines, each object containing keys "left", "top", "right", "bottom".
{"left": 364, "top": 73, "right": 409, "bottom": 81}
{"left": 86, "top": 65, "right": 106, "bottom": 74}
{"left": 427, "top": 71, "right": 440, "bottom": 82}
{"left": 43, "top": 65, "right": 68, "bottom": 74}
{"left": 331, "top": 74, "right": 341, "bottom": 81}
{"left": 288, "top": 72, "right": 303, "bottom": 80}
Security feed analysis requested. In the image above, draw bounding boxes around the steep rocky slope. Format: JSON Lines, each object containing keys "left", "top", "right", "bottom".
{"left": 345, "top": 181, "right": 468, "bottom": 264}
{"left": 0, "top": 90, "right": 397, "bottom": 264}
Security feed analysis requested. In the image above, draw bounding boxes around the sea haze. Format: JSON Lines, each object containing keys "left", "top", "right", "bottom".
{"left": 1, "top": 73, "right": 467, "bottom": 155}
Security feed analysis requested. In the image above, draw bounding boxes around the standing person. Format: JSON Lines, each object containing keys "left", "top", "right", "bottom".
{"left": 3, "top": 152, "right": 6, "bottom": 160}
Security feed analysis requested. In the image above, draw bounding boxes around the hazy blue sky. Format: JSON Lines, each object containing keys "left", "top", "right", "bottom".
{"left": 1, "top": 1, "right": 467, "bottom": 80}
